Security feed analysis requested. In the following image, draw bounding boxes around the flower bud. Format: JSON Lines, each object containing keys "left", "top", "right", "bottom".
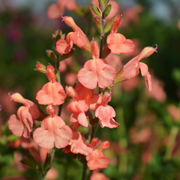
{"left": 91, "top": 4, "right": 101, "bottom": 17}
{"left": 91, "top": 137, "right": 99, "bottom": 148}
{"left": 94, "top": 16, "right": 103, "bottom": 34}
{"left": 36, "top": 62, "right": 47, "bottom": 74}
{"left": 66, "top": 86, "right": 79, "bottom": 100}
{"left": 63, "top": 16, "right": 77, "bottom": 31}
{"left": 46, "top": 105, "right": 56, "bottom": 116}
{"left": 9, "top": 92, "right": 27, "bottom": 104}
{"left": 46, "top": 64, "right": 56, "bottom": 82}
{"left": 104, "top": 15, "right": 118, "bottom": 33}
{"left": 101, "top": 141, "right": 110, "bottom": 150}
{"left": 103, "top": 4, "right": 111, "bottom": 18}
{"left": 46, "top": 50, "right": 57, "bottom": 62}
{"left": 138, "top": 45, "right": 158, "bottom": 60}
{"left": 91, "top": 39, "right": 99, "bottom": 60}
{"left": 110, "top": 15, "right": 122, "bottom": 34}
{"left": 52, "top": 30, "right": 64, "bottom": 44}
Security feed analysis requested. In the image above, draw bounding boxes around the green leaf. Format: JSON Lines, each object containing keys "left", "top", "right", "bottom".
{"left": 20, "top": 150, "right": 42, "bottom": 171}
{"left": 103, "top": 4, "right": 111, "bottom": 18}
{"left": 43, "top": 153, "right": 52, "bottom": 174}
{"left": 60, "top": 48, "right": 74, "bottom": 61}
{"left": 104, "top": 15, "right": 118, "bottom": 33}
{"left": 7, "top": 135, "right": 20, "bottom": 141}
{"left": 98, "top": 0, "right": 110, "bottom": 7}
{"left": 90, "top": 4, "right": 101, "bottom": 17}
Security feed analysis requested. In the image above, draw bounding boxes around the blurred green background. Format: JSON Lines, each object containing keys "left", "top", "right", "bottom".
{"left": 0, "top": 0, "right": 180, "bottom": 179}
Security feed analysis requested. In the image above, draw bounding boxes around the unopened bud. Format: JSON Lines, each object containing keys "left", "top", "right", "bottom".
{"left": 66, "top": 86, "right": 79, "bottom": 100}
{"left": 91, "top": 137, "right": 99, "bottom": 148}
{"left": 91, "top": 4, "right": 101, "bottom": 17}
{"left": 110, "top": 15, "right": 122, "bottom": 34}
{"left": 98, "top": 0, "right": 110, "bottom": 12}
{"left": 46, "top": 105, "right": 56, "bottom": 116}
{"left": 36, "top": 62, "right": 47, "bottom": 74}
{"left": 138, "top": 45, "right": 158, "bottom": 60}
{"left": 94, "top": 16, "right": 103, "bottom": 34}
{"left": 46, "top": 50, "right": 57, "bottom": 62}
{"left": 91, "top": 39, "right": 99, "bottom": 60}
{"left": 46, "top": 64, "right": 56, "bottom": 82}
{"left": 52, "top": 30, "right": 64, "bottom": 43}
{"left": 102, "top": 92, "right": 111, "bottom": 105}
{"left": 9, "top": 92, "right": 26, "bottom": 104}
{"left": 101, "top": 141, "right": 110, "bottom": 150}
{"left": 63, "top": 16, "right": 77, "bottom": 31}
{"left": 103, "top": 4, "right": 111, "bottom": 18}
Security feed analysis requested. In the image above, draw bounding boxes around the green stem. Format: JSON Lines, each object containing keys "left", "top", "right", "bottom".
{"left": 99, "top": 13, "right": 105, "bottom": 58}
{"left": 164, "top": 126, "right": 179, "bottom": 160}
{"left": 56, "top": 54, "right": 63, "bottom": 116}
{"left": 81, "top": 9, "right": 105, "bottom": 180}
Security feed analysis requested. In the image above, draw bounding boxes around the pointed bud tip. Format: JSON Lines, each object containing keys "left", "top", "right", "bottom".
{"left": 101, "top": 141, "right": 110, "bottom": 150}
{"left": 9, "top": 92, "right": 26, "bottom": 104}
{"left": 153, "top": 44, "right": 158, "bottom": 52}
{"left": 46, "top": 105, "right": 56, "bottom": 116}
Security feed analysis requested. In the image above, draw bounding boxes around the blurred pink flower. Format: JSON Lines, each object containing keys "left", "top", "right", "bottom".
{"left": 90, "top": 171, "right": 110, "bottom": 180}
{"left": 120, "top": 76, "right": 140, "bottom": 92}
{"left": 130, "top": 127, "right": 152, "bottom": 144}
{"left": 105, "top": 53, "right": 123, "bottom": 73}
{"left": 47, "top": 0, "right": 78, "bottom": 19}
{"left": 167, "top": 104, "right": 180, "bottom": 121}
{"left": 65, "top": 72, "right": 77, "bottom": 85}
{"left": 122, "top": 5, "right": 143, "bottom": 28}
{"left": 178, "top": 19, "right": 180, "bottom": 30}
{"left": 148, "top": 75, "right": 166, "bottom": 102}
{"left": 141, "top": 151, "right": 152, "bottom": 164}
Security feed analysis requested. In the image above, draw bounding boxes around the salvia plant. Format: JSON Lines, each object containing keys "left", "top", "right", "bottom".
{"left": 7, "top": 0, "right": 157, "bottom": 179}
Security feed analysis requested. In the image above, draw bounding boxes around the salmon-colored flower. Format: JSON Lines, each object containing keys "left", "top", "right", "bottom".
{"left": 115, "top": 46, "right": 158, "bottom": 93}
{"left": 66, "top": 86, "right": 89, "bottom": 127}
{"left": 86, "top": 149, "right": 110, "bottom": 170}
{"left": 69, "top": 131, "right": 93, "bottom": 155}
{"left": 36, "top": 64, "right": 66, "bottom": 105}
{"left": 85, "top": 138, "right": 110, "bottom": 170}
{"left": 56, "top": 16, "right": 91, "bottom": 54}
{"left": 74, "top": 82, "right": 102, "bottom": 110}
{"left": 47, "top": 0, "right": 78, "bottom": 19}
{"left": 36, "top": 82, "right": 66, "bottom": 105}
{"left": 106, "top": 15, "right": 135, "bottom": 54}
{"left": 8, "top": 93, "right": 43, "bottom": 138}
{"left": 33, "top": 105, "right": 72, "bottom": 149}
{"left": 77, "top": 40, "right": 116, "bottom": 89}
{"left": 8, "top": 106, "right": 33, "bottom": 138}
{"left": 95, "top": 92, "right": 119, "bottom": 128}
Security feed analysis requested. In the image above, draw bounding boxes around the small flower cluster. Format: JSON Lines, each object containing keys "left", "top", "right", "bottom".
{"left": 7, "top": 0, "right": 157, "bottom": 178}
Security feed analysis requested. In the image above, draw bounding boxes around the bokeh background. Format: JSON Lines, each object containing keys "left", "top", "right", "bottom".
{"left": 0, "top": 0, "right": 180, "bottom": 179}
